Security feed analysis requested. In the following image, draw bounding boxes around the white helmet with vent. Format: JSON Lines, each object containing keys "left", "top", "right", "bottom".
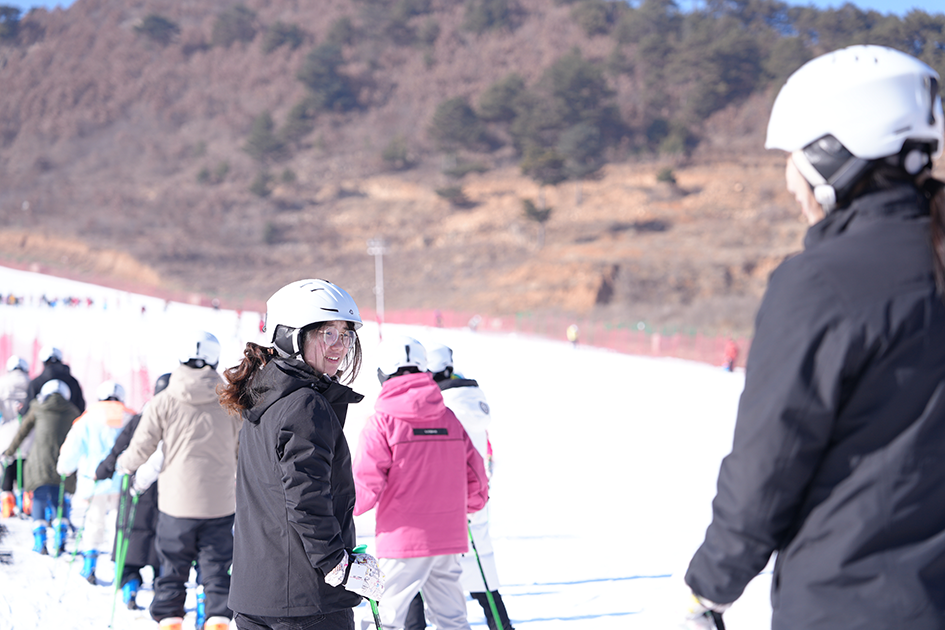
{"left": 181, "top": 331, "right": 221, "bottom": 369}
{"left": 766, "top": 45, "right": 943, "bottom": 211}
{"left": 265, "top": 279, "right": 362, "bottom": 358}
{"left": 6, "top": 356, "right": 27, "bottom": 372}
{"left": 39, "top": 345, "right": 63, "bottom": 363}
{"left": 38, "top": 379, "right": 70, "bottom": 403}
{"left": 425, "top": 342, "right": 454, "bottom": 375}
{"left": 376, "top": 335, "right": 427, "bottom": 383}
{"left": 96, "top": 380, "right": 125, "bottom": 402}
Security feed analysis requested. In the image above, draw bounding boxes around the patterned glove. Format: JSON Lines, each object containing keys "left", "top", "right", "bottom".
{"left": 684, "top": 592, "right": 730, "bottom": 629}
{"left": 325, "top": 550, "right": 385, "bottom": 601}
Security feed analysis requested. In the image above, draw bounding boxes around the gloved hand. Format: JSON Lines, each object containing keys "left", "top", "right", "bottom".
{"left": 0, "top": 454, "right": 12, "bottom": 468}
{"left": 324, "top": 549, "right": 385, "bottom": 601}
{"left": 683, "top": 591, "right": 730, "bottom": 630}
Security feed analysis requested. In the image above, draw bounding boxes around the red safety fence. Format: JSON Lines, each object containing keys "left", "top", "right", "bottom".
{"left": 364, "top": 307, "right": 752, "bottom": 370}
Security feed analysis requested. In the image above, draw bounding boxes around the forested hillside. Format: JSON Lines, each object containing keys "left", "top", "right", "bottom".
{"left": 0, "top": 0, "right": 942, "bottom": 333}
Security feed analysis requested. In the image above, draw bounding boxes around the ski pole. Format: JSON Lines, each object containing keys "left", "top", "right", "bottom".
{"left": 110, "top": 476, "right": 138, "bottom": 628}
{"left": 53, "top": 475, "right": 66, "bottom": 556}
{"left": 467, "top": 521, "right": 503, "bottom": 630}
{"left": 353, "top": 544, "right": 382, "bottom": 629}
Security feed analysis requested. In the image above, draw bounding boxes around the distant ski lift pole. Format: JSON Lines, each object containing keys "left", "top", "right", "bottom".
{"left": 366, "top": 238, "right": 387, "bottom": 340}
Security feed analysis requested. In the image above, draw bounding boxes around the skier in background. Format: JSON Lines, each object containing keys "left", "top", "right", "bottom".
{"left": 57, "top": 380, "right": 135, "bottom": 580}
{"left": 221, "top": 278, "right": 381, "bottom": 630}
{"left": 684, "top": 46, "right": 945, "bottom": 629}
{"left": 722, "top": 339, "right": 738, "bottom": 372}
{"left": 25, "top": 345, "right": 85, "bottom": 416}
{"left": 95, "top": 372, "right": 170, "bottom": 610}
{"left": 566, "top": 324, "right": 579, "bottom": 349}
{"left": 353, "top": 335, "right": 489, "bottom": 630}
{"left": 0, "top": 355, "right": 31, "bottom": 517}
{"left": 117, "top": 331, "right": 240, "bottom": 630}
{"left": 0, "top": 380, "right": 79, "bottom": 554}
{"left": 405, "top": 342, "right": 515, "bottom": 630}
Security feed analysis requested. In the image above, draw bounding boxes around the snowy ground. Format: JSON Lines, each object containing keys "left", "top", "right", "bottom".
{"left": 0, "top": 267, "right": 772, "bottom": 629}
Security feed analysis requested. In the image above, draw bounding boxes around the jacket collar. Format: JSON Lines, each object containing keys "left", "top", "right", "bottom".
{"left": 244, "top": 357, "right": 363, "bottom": 425}
{"left": 805, "top": 184, "right": 927, "bottom": 250}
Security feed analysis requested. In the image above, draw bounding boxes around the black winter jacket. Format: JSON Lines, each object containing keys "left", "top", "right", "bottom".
{"left": 228, "top": 357, "right": 364, "bottom": 618}
{"left": 686, "top": 185, "right": 945, "bottom": 630}
{"left": 25, "top": 361, "right": 85, "bottom": 415}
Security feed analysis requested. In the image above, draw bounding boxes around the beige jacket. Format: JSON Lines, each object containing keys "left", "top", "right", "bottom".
{"left": 117, "top": 364, "right": 240, "bottom": 519}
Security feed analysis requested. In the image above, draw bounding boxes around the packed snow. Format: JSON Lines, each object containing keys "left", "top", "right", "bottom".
{"left": 0, "top": 266, "right": 772, "bottom": 629}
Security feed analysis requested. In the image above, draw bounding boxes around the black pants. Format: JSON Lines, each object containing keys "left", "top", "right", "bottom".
{"left": 150, "top": 512, "right": 234, "bottom": 622}
{"left": 234, "top": 609, "right": 354, "bottom": 630}
{"left": 406, "top": 591, "right": 514, "bottom": 630}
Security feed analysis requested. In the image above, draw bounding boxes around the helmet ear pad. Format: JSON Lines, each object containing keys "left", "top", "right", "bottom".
{"left": 272, "top": 324, "right": 304, "bottom": 358}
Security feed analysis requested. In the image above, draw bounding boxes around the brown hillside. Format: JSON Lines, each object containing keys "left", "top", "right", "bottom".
{"left": 1, "top": 0, "right": 936, "bottom": 336}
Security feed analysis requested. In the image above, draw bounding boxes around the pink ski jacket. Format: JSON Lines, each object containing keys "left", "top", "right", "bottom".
{"left": 354, "top": 371, "right": 488, "bottom": 559}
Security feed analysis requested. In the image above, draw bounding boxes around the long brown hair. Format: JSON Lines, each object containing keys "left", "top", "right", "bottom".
{"left": 218, "top": 342, "right": 275, "bottom": 415}
{"left": 218, "top": 321, "right": 363, "bottom": 414}
{"left": 924, "top": 175, "right": 945, "bottom": 297}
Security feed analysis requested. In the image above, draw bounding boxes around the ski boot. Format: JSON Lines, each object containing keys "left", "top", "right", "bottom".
{"left": 52, "top": 518, "right": 69, "bottom": 556}
{"left": 122, "top": 577, "right": 140, "bottom": 610}
{"left": 158, "top": 617, "right": 184, "bottom": 630}
{"left": 80, "top": 550, "right": 98, "bottom": 584}
{"left": 203, "top": 616, "right": 231, "bottom": 630}
{"left": 0, "top": 491, "right": 14, "bottom": 518}
{"left": 32, "top": 523, "right": 48, "bottom": 555}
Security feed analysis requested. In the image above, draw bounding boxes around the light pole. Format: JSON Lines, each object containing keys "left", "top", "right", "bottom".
{"left": 366, "top": 238, "right": 387, "bottom": 340}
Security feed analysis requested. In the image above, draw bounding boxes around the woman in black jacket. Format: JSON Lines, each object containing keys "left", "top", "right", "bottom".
{"left": 219, "top": 279, "right": 384, "bottom": 630}
{"left": 684, "top": 46, "right": 945, "bottom": 630}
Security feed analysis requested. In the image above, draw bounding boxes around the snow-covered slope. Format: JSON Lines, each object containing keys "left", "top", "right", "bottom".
{"left": 0, "top": 266, "right": 771, "bottom": 629}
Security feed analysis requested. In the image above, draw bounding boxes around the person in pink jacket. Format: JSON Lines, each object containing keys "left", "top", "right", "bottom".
{"left": 353, "top": 335, "right": 488, "bottom": 630}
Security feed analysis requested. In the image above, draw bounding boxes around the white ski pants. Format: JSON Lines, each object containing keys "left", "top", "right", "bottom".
{"left": 71, "top": 492, "right": 118, "bottom": 553}
{"left": 359, "top": 554, "right": 471, "bottom": 630}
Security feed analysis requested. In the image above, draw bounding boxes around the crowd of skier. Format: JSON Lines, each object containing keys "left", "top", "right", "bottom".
{"left": 0, "top": 280, "right": 515, "bottom": 630}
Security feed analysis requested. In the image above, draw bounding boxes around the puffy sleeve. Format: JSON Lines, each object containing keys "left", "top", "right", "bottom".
{"left": 686, "top": 257, "right": 856, "bottom": 604}
{"left": 464, "top": 429, "right": 489, "bottom": 513}
{"left": 276, "top": 390, "right": 348, "bottom": 574}
{"left": 56, "top": 415, "right": 89, "bottom": 475}
{"left": 352, "top": 413, "right": 393, "bottom": 517}
{"left": 117, "top": 396, "right": 165, "bottom": 475}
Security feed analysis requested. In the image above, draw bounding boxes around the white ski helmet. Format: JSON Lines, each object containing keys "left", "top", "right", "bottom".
{"left": 39, "top": 345, "right": 63, "bottom": 363}
{"left": 180, "top": 330, "right": 221, "bottom": 369}
{"left": 425, "top": 342, "right": 454, "bottom": 375}
{"left": 376, "top": 335, "right": 427, "bottom": 383}
{"left": 264, "top": 279, "right": 362, "bottom": 358}
{"left": 38, "top": 379, "right": 70, "bottom": 403}
{"left": 5, "top": 355, "right": 27, "bottom": 372}
{"left": 766, "top": 45, "right": 943, "bottom": 211}
{"left": 96, "top": 380, "right": 125, "bottom": 403}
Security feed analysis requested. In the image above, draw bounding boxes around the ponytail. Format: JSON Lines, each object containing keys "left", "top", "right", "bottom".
{"left": 218, "top": 342, "right": 275, "bottom": 414}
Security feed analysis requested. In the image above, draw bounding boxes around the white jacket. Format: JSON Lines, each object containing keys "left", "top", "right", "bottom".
{"left": 57, "top": 400, "right": 135, "bottom": 499}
